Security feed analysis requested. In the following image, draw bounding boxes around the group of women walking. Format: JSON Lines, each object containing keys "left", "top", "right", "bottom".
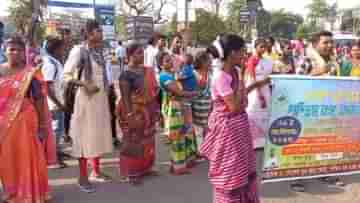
{"left": 0, "top": 29, "right": 276, "bottom": 202}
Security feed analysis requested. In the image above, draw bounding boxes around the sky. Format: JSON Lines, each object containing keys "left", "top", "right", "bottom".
{"left": 1, "top": 0, "right": 360, "bottom": 17}
{"left": 262, "top": 0, "right": 360, "bottom": 16}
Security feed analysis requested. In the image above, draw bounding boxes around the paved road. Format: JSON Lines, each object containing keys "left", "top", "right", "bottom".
{"left": 2, "top": 130, "right": 359, "bottom": 203}
{"left": 45, "top": 134, "right": 360, "bottom": 203}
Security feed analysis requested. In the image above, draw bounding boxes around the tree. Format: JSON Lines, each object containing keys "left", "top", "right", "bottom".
{"left": 8, "top": 0, "right": 31, "bottom": 35}
{"left": 190, "top": 9, "right": 226, "bottom": 45}
{"left": 226, "top": 0, "right": 248, "bottom": 37}
{"left": 163, "top": 14, "right": 179, "bottom": 38}
{"left": 202, "top": 0, "right": 224, "bottom": 16}
{"left": 115, "top": 15, "right": 128, "bottom": 39}
{"left": 295, "top": 23, "right": 311, "bottom": 39}
{"left": 8, "top": 0, "right": 47, "bottom": 41}
{"left": 120, "top": 0, "right": 172, "bottom": 24}
{"left": 268, "top": 9, "right": 304, "bottom": 39}
{"left": 256, "top": 9, "right": 272, "bottom": 38}
{"left": 306, "top": 0, "right": 330, "bottom": 28}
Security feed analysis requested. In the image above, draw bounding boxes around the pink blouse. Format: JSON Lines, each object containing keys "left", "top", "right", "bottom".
{"left": 211, "top": 70, "right": 234, "bottom": 100}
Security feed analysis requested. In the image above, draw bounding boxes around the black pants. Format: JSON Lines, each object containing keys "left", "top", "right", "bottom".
{"left": 108, "top": 85, "right": 117, "bottom": 139}
{"left": 64, "top": 112, "right": 72, "bottom": 136}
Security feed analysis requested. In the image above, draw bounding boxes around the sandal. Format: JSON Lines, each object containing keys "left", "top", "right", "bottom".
{"left": 89, "top": 173, "right": 112, "bottom": 183}
{"left": 130, "top": 177, "right": 143, "bottom": 186}
{"left": 118, "top": 176, "right": 130, "bottom": 183}
{"left": 78, "top": 183, "right": 96, "bottom": 193}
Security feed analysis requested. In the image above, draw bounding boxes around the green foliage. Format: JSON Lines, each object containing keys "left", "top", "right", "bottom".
{"left": 295, "top": 24, "right": 311, "bottom": 39}
{"left": 226, "top": 0, "right": 248, "bottom": 37}
{"left": 295, "top": 21, "right": 324, "bottom": 40}
{"left": 8, "top": 0, "right": 47, "bottom": 41}
{"left": 8, "top": 0, "right": 32, "bottom": 35}
{"left": 160, "top": 14, "right": 179, "bottom": 39}
{"left": 306, "top": 0, "right": 330, "bottom": 27}
{"left": 115, "top": 15, "right": 128, "bottom": 39}
{"left": 269, "top": 9, "right": 304, "bottom": 39}
{"left": 256, "top": 9, "right": 272, "bottom": 38}
{"left": 168, "top": 14, "right": 178, "bottom": 37}
{"left": 190, "top": 9, "right": 227, "bottom": 45}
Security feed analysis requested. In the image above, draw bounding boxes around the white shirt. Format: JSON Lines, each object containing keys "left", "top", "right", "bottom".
{"left": 115, "top": 45, "right": 126, "bottom": 59}
{"left": 103, "top": 48, "right": 114, "bottom": 85}
{"left": 41, "top": 55, "right": 64, "bottom": 111}
{"left": 144, "top": 45, "right": 159, "bottom": 69}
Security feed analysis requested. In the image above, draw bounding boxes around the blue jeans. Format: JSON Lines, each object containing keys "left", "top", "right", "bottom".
{"left": 51, "top": 110, "right": 65, "bottom": 149}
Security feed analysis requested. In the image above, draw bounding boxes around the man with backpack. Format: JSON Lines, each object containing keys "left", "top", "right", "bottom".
{"left": 41, "top": 35, "right": 68, "bottom": 168}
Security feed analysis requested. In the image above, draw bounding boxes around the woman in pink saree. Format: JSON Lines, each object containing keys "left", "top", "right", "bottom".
{"left": 0, "top": 35, "right": 51, "bottom": 203}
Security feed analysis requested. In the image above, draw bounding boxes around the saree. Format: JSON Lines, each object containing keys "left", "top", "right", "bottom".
{"left": 117, "top": 67, "right": 160, "bottom": 179}
{"left": 30, "top": 66, "right": 57, "bottom": 166}
{"left": 0, "top": 67, "right": 51, "bottom": 203}
{"left": 200, "top": 68, "right": 259, "bottom": 203}
{"left": 160, "top": 71, "right": 198, "bottom": 173}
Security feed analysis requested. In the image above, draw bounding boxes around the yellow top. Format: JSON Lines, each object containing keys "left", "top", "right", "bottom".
{"left": 351, "top": 66, "right": 360, "bottom": 77}
{"left": 264, "top": 52, "right": 280, "bottom": 61}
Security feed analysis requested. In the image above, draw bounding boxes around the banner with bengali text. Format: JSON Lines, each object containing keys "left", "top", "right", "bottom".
{"left": 262, "top": 75, "right": 360, "bottom": 183}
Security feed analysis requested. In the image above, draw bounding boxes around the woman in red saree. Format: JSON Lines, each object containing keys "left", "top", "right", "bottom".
{"left": 0, "top": 35, "right": 51, "bottom": 203}
{"left": 117, "top": 43, "right": 160, "bottom": 185}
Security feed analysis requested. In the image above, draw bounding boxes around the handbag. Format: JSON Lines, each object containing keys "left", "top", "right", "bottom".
{"left": 63, "top": 47, "right": 90, "bottom": 114}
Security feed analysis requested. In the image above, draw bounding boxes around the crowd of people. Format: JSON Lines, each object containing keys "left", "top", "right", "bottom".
{"left": 1, "top": 17, "right": 360, "bottom": 203}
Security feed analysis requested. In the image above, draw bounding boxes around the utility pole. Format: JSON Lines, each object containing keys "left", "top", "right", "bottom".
{"left": 93, "top": 0, "right": 97, "bottom": 19}
{"left": 183, "top": 0, "right": 191, "bottom": 52}
{"left": 29, "top": 0, "right": 41, "bottom": 43}
{"left": 185, "top": 0, "right": 189, "bottom": 29}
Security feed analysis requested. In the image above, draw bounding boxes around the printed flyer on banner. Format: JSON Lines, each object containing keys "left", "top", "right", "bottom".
{"left": 262, "top": 75, "right": 360, "bottom": 183}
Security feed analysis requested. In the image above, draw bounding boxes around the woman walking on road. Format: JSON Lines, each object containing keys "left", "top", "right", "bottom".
{"left": 200, "top": 34, "right": 260, "bottom": 203}
{"left": 159, "top": 52, "right": 199, "bottom": 175}
{"left": 0, "top": 35, "right": 52, "bottom": 203}
{"left": 117, "top": 43, "right": 160, "bottom": 185}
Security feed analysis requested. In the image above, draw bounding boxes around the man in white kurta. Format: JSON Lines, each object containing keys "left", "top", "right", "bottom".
{"left": 63, "top": 19, "right": 113, "bottom": 193}
{"left": 64, "top": 45, "right": 113, "bottom": 158}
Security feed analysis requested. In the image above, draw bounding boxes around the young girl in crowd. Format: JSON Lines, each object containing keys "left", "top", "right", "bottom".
{"left": 192, "top": 51, "right": 212, "bottom": 143}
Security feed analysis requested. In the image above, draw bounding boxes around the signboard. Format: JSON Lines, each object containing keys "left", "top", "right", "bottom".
{"left": 48, "top": 1, "right": 115, "bottom": 40}
{"left": 96, "top": 6, "right": 115, "bottom": 40}
{"left": 263, "top": 76, "right": 360, "bottom": 183}
{"left": 126, "top": 16, "right": 154, "bottom": 41}
{"left": 239, "top": 8, "right": 251, "bottom": 23}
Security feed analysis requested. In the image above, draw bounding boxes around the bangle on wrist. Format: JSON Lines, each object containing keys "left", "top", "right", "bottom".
{"left": 127, "top": 112, "right": 135, "bottom": 117}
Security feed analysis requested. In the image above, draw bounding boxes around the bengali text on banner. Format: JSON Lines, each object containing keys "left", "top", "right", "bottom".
{"left": 262, "top": 75, "right": 360, "bottom": 183}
